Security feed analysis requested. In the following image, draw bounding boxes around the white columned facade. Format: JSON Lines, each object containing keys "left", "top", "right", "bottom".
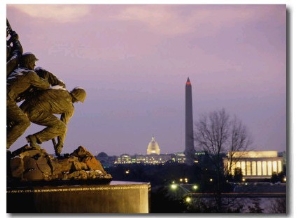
{"left": 224, "top": 151, "right": 284, "bottom": 179}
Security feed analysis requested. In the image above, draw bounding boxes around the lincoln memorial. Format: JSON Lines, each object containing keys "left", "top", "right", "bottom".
{"left": 223, "top": 151, "right": 284, "bottom": 180}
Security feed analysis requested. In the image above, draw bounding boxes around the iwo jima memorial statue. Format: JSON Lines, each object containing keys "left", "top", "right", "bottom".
{"left": 6, "top": 19, "right": 150, "bottom": 213}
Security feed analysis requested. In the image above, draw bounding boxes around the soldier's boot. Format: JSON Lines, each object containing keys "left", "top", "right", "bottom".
{"left": 26, "top": 135, "right": 41, "bottom": 150}
{"left": 54, "top": 144, "right": 63, "bottom": 157}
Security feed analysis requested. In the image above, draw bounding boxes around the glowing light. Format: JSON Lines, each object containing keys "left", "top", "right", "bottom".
{"left": 186, "top": 77, "right": 191, "bottom": 86}
{"left": 171, "top": 184, "right": 178, "bottom": 190}
{"left": 125, "top": 170, "right": 130, "bottom": 174}
{"left": 230, "top": 151, "right": 278, "bottom": 158}
{"left": 185, "top": 196, "right": 192, "bottom": 203}
{"left": 209, "top": 178, "right": 213, "bottom": 182}
{"left": 192, "top": 185, "right": 198, "bottom": 190}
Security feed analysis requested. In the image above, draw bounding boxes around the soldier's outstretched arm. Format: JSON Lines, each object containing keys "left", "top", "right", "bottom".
{"left": 35, "top": 67, "right": 66, "bottom": 88}
{"left": 27, "top": 71, "right": 50, "bottom": 90}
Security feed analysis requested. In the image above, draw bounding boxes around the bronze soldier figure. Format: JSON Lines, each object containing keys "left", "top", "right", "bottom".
{"left": 21, "top": 87, "right": 86, "bottom": 156}
{"left": 7, "top": 52, "right": 50, "bottom": 149}
{"left": 16, "top": 66, "right": 66, "bottom": 103}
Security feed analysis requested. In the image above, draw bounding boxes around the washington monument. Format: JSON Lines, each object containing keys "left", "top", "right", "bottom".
{"left": 185, "top": 77, "right": 195, "bottom": 165}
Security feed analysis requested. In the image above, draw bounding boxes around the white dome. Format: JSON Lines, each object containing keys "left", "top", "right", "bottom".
{"left": 147, "top": 137, "right": 160, "bottom": 155}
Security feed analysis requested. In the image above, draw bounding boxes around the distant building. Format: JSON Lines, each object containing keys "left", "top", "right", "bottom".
{"left": 140, "top": 153, "right": 173, "bottom": 164}
{"left": 115, "top": 154, "right": 132, "bottom": 164}
{"left": 173, "top": 152, "right": 186, "bottom": 164}
{"left": 113, "top": 136, "right": 208, "bottom": 165}
{"left": 147, "top": 137, "right": 161, "bottom": 155}
{"left": 114, "top": 137, "right": 174, "bottom": 165}
{"left": 223, "top": 151, "right": 284, "bottom": 180}
{"left": 114, "top": 153, "right": 174, "bottom": 165}
{"left": 113, "top": 151, "right": 208, "bottom": 165}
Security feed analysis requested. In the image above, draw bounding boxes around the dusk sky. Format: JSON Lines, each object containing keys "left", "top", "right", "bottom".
{"left": 5, "top": 4, "right": 286, "bottom": 156}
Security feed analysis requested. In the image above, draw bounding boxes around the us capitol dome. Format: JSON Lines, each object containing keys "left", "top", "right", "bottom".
{"left": 147, "top": 137, "right": 161, "bottom": 155}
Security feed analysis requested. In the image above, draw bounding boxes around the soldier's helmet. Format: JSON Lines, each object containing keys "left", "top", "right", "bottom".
{"left": 70, "top": 87, "right": 86, "bottom": 103}
{"left": 20, "top": 52, "right": 38, "bottom": 66}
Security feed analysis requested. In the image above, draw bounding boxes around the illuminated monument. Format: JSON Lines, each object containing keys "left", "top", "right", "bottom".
{"left": 184, "top": 77, "right": 195, "bottom": 165}
{"left": 147, "top": 136, "right": 161, "bottom": 155}
{"left": 223, "top": 151, "right": 284, "bottom": 180}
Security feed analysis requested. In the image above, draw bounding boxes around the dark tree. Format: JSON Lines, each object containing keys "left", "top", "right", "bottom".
{"left": 233, "top": 167, "right": 243, "bottom": 182}
{"left": 194, "top": 108, "right": 252, "bottom": 212}
{"left": 150, "top": 186, "right": 186, "bottom": 213}
{"left": 271, "top": 172, "right": 280, "bottom": 183}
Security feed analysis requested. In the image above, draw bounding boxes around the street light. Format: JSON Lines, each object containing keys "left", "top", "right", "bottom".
{"left": 192, "top": 185, "right": 198, "bottom": 191}
{"left": 185, "top": 196, "right": 192, "bottom": 203}
{"left": 171, "top": 184, "right": 178, "bottom": 190}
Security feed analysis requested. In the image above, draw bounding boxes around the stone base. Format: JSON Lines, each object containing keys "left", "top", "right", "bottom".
{"left": 7, "top": 181, "right": 150, "bottom": 213}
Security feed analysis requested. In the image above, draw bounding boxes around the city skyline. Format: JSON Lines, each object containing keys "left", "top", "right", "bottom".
{"left": 5, "top": 4, "right": 286, "bottom": 156}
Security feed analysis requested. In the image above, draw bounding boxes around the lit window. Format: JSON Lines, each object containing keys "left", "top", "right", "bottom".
{"left": 278, "top": 160, "right": 282, "bottom": 172}
{"left": 252, "top": 161, "right": 256, "bottom": 175}
{"left": 257, "top": 161, "right": 262, "bottom": 176}
{"left": 273, "top": 161, "right": 277, "bottom": 173}
{"left": 246, "top": 161, "right": 251, "bottom": 175}
{"left": 262, "top": 161, "right": 267, "bottom": 175}
{"left": 267, "top": 161, "right": 272, "bottom": 175}
{"left": 241, "top": 161, "right": 246, "bottom": 176}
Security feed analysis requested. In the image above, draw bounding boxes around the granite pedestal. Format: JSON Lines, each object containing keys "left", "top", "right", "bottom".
{"left": 7, "top": 181, "right": 150, "bottom": 213}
